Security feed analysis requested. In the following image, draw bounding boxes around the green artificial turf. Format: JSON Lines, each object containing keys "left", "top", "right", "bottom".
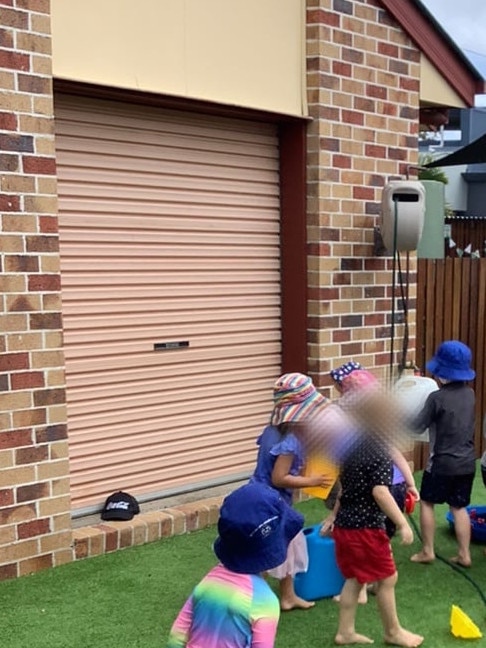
{"left": 3, "top": 469, "right": 486, "bottom": 648}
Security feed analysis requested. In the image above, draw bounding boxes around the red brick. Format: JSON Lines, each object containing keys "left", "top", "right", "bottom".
{"left": 365, "top": 313, "right": 386, "bottom": 326}
{"left": 342, "top": 47, "right": 363, "bottom": 64}
{"left": 26, "top": 235, "right": 59, "bottom": 253}
{"left": 0, "top": 48, "right": 29, "bottom": 70}
{"left": 353, "top": 186, "right": 375, "bottom": 200}
{"left": 0, "top": 7, "right": 28, "bottom": 28}
{"left": 0, "top": 111, "right": 17, "bottom": 130}
{"left": 29, "top": 312, "right": 62, "bottom": 330}
{"left": 17, "top": 481, "right": 50, "bottom": 503}
{"left": 320, "top": 137, "right": 340, "bottom": 152}
{"left": 341, "top": 342, "right": 363, "bottom": 355}
{"left": 35, "top": 424, "right": 68, "bottom": 443}
{"left": 28, "top": 274, "right": 61, "bottom": 292}
{"left": 308, "top": 287, "right": 340, "bottom": 300}
{"left": 0, "top": 488, "right": 14, "bottom": 506}
{"left": 0, "top": 563, "right": 18, "bottom": 581}
{"left": 0, "top": 28, "right": 14, "bottom": 48}
{"left": 0, "top": 133, "right": 34, "bottom": 151}
{"left": 16, "top": 445, "right": 49, "bottom": 465}
{"left": 333, "top": 329, "right": 351, "bottom": 343}
{"left": 0, "top": 352, "right": 29, "bottom": 372}
{"left": 39, "top": 216, "right": 58, "bottom": 233}
{"left": 333, "top": 154, "right": 352, "bottom": 168}
{"left": 389, "top": 59, "right": 409, "bottom": 75}
{"left": 4, "top": 254, "right": 39, "bottom": 272}
{"left": 0, "top": 195, "right": 20, "bottom": 211}
{"left": 18, "top": 518, "right": 50, "bottom": 540}
{"left": 16, "top": 0, "right": 50, "bottom": 12}
{"left": 400, "top": 77, "right": 420, "bottom": 92}
{"left": 378, "top": 42, "right": 399, "bottom": 58}
{"left": 387, "top": 147, "right": 407, "bottom": 161}
{"left": 332, "top": 61, "right": 352, "bottom": 77}
{"left": 366, "top": 84, "right": 387, "bottom": 99}
{"left": 19, "top": 553, "right": 53, "bottom": 576}
{"left": 0, "top": 429, "right": 33, "bottom": 450}
{"left": 22, "top": 156, "right": 56, "bottom": 175}
{"left": 0, "top": 154, "right": 18, "bottom": 171}
{"left": 8, "top": 296, "right": 36, "bottom": 312}
{"left": 307, "top": 8, "right": 340, "bottom": 26}
{"left": 365, "top": 144, "right": 386, "bottom": 158}
{"left": 18, "top": 74, "right": 51, "bottom": 94}
{"left": 11, "top": 371, "right": 45, "bottom": 390}
{"left": 33, "top": 388, "right": 65, "bottom": 406}
{"left": 342, "top": 110, "right": 364, "bottom": 125}
{"left": 354, "top": 97, "right": 375, "bottom": 112}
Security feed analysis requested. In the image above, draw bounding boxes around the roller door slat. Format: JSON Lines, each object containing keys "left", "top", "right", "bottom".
{"left": 55, "top": 95, "right": 280, "bottom": 510}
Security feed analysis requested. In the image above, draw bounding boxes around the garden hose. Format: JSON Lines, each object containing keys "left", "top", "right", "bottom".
{"left": 407, "top": 513, "right": 486, "bottom": 607}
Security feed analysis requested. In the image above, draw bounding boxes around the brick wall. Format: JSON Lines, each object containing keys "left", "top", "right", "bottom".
{"left": 0, "top": 0, "right": 73, "bottom": 580}
{"left": 306, "top": 0, "right": 420, "bottom": 392}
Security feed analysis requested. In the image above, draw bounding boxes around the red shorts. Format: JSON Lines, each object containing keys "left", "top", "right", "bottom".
{"left": 333, "top": 527, "right": 396, "bottom": 584}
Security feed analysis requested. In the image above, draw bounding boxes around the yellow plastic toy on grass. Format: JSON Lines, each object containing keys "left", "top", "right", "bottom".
{"left": 450, "top": 605, "right": 483, "bottom": 639}
{"left": 302, "top": 454, "right": 339, "bottom": 499}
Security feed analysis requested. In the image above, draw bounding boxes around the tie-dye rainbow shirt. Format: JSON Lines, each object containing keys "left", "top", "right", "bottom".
{"left": 167, "top": 564, "right": 280, "bottom": 648}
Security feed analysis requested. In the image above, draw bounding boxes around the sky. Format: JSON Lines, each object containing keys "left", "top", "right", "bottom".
{"left": 419, "top": 0, "right": 486, "bottom": 104}
{"left": 420, "top": 0, "right": 486, "bottom": 60}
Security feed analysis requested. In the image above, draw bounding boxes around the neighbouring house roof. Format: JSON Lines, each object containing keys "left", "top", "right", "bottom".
{"left": 380, "top": 0, "right": 486, "bottom": 107}
{"left": 425, "top": 132, "right": 486, "bottom": 167}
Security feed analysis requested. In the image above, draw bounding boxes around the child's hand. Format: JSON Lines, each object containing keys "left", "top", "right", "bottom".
{"left": 320, "top": 514, "right": 335, "bottom": 536}
{"left": 406, "top": 485, "right": 420, "bottom": 502}
{"left": 397, "top": 521, "right": 414, "bottom": 545}
{"left": 308, "top": 474, "right": 333, "bottom": 488}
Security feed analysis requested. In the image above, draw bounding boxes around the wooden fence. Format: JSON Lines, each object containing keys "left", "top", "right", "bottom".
{"left": 445, "top": 216, "right": 486, "bottom": 258}
{"left": 414, "top": 257, "right": 486, "bottom": 470}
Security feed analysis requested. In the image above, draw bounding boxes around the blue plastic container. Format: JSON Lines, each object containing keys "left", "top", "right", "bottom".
{"left": 446, "top": 505, "right": 486, "bottom": 543}
{"left": 294, "top": 524, "right": 345, "bottom": 601}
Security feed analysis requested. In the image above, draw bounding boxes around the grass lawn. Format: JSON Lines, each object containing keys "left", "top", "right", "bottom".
{"left": 3, "top": 469, "right": 486, "bottom": 648}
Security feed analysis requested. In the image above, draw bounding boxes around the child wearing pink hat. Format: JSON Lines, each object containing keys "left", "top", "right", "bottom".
{"left": 250, "top": 372, "right": 332, "bottom": 611}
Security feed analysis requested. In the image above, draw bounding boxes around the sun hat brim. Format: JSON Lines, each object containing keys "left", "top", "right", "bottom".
{"left": 426, "top": 357, "right": 475, "bottom": 382}
{"left": 213, "top": 504, "right": 303, "bottom": 574}
{"left": 271, "top": 390, "right": 327, "bottom": 426}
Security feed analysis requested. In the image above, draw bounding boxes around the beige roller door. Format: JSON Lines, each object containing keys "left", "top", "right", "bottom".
{"left": 54, "top": 95, "right": 281, "bottom": 512}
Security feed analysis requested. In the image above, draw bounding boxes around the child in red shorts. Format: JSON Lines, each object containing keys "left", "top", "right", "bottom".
{"left": 332, "top": 388, "right": 423, "bottom": 647}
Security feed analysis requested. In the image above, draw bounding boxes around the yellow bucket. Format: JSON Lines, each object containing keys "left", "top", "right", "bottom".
{"left": 302, "top": 454, "right": 339, "bottom": 500}
{"left": 450, "top": 605, "right": 483, "bottom": 639}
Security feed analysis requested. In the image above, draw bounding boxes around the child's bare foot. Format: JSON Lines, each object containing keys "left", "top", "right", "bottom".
{"left": 450, "top": 555, "right": 471, "bottom": 568}
{"left": 335, "top": 632, "right": 374, "bottom": 645}
{"left": 384, "top": 628, "right": 424, "bottom": 647}
{"left": 410, "top": 551, "right": 434, "bottom": 564}
{"left": 280, "top": 595, "right": 315, "bottom": 611}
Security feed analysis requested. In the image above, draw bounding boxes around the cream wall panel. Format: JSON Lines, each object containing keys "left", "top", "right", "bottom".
{"left": 420, "top": 54, "right": 466, "bottom": 108}
{"left": 51, "top": 0, "right": 305, "bottom": 116}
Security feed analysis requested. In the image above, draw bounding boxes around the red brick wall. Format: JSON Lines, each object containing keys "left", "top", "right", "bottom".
{"left": 306, "top": 0, "right": 420, "bottom": 392}
{"left": 0, "top": 0, "right": 73, "bottom": 580}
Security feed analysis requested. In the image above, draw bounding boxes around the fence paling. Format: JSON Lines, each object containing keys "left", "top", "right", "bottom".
{"left": 415, "top": 258, "right": 486, "bottom": 470}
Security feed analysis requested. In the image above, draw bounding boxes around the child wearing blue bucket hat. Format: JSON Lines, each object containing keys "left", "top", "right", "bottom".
{"left": 410, "top": 340, "right": 476, "bottom": 568}
{"left": 167, "top": 482, "right": 303, "bottom": 648}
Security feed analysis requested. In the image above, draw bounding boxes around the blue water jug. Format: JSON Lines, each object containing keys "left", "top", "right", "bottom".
{"left": 294, "top": 524, "right": 345, "bottom": 600}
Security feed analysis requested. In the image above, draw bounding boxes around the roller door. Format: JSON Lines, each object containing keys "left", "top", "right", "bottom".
{"left": 54, "top": 95, "right": 281, "bottom": 511}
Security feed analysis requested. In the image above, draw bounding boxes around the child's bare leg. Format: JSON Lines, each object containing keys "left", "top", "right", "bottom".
{"left": 279, "top": 575, "right": 314, "bottom": 611}
{"left": 335, "top": 578, "right": 374, "bottom": 645}
{"left": 333, "top": 584, "right": 368, "bottom": 605}
{"left": 411, "top": 500, "right": 435, "bottom": 563}
{"left": 375, "top": 573, "right": 423, "bottom": 647}
{"left": 449, "top": 506, "right": 472, "bottom": 567}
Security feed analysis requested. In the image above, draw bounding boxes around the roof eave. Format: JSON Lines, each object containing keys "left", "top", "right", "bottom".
{"left": 379, "top": 0, "right": 486, "bottom": 106}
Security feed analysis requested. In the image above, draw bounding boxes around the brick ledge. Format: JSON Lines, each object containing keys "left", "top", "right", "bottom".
{"left": 72, "top": 496, "right": 224, "bottom": 560}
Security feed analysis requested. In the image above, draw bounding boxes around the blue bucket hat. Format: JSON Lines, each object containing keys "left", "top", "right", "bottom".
{"left": 426, "top": 340, "right": 475, "bottom": 382}
{"left": 214, "top": 482, "right": 303, "bottom": 574}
